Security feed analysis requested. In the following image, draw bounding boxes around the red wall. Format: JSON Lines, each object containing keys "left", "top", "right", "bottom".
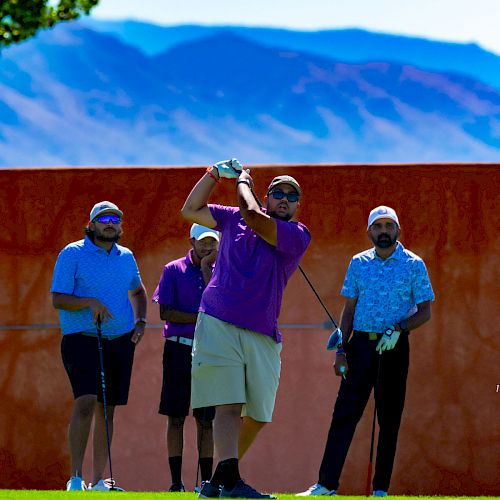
{"left": 0, "top": 164, "right": 499, "bottom": 494}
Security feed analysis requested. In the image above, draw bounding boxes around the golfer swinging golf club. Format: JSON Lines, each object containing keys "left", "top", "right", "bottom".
{"left": 51, "top": 201, "right": 148, "bottom": 491}
{"left": 181, "top": 158, "right": 311, "bottom": 498}
{"left": 298, "top": 206, "right": 434, "bottom": 497}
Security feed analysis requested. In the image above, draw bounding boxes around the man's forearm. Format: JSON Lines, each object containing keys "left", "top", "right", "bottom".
{"left": 339, "top": 299, "right": 357, "bottom": 344}
{"left": 399, "top": 301, "right": 431, "bottom": 331}
{"left": 160, "top": 305, "right": 198, "bottom": 323}
{"left": 339, "top": 314, "right": 354, "bottom": 344}
{"left": 201, "top": 264, "right": 213, "bottom": 286}
{"left": 181, "top": 172, "right": 219, "bottom": 224}
{"left": 237, "top": 177, "right": 277, "bottom": 245}
{"left": 238, "top": 180, "right": 261, "bottom": 216}
{"left": 130, "top": 286, "right": 148, "bottom": 319}
{"left": 52, "top": 292, "right": 93, "bottom": 311}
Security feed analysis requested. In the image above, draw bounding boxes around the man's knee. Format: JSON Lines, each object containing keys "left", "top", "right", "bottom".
{"left": 196, "top": 417, "right": 213, "bottom": 432}
{"left": 193, "top": 406, "right": 215, "bottom": 423}
{"left": 168, "top": 416, "right": 186, "bottom": 429}
{"left": 73, "top": 395, "right": 96, "bottom": 419}
{"left": 217, "top": 403, "right": 242, "bottom": 419}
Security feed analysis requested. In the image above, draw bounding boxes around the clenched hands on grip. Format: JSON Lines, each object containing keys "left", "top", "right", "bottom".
{"left": 213, "top": 158, "right": 243, "bottom": 178}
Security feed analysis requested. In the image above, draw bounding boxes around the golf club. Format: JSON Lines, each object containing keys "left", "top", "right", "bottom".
{"left": 243, "top": 172, "right": 341, "bottom": 333}
{"left": 365, "top": 352, "right": 382, "bottom": 497}
{"left": 96, "top": 315, "right": 116, "bottom": 491}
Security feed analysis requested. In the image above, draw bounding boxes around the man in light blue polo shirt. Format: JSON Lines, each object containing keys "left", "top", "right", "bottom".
{"left": 299, "top": 206, "right": 434, "bottom": 498}
{"left": 51, "top": 201, "right": 147, "bottom": 492}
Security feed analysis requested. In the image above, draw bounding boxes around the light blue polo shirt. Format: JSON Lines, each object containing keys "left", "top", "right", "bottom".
{"left": 341, "top": 242, "right": 434, "bottom": 333}
{"left": 51, "top": 236, "right": 141, "bottom": 336}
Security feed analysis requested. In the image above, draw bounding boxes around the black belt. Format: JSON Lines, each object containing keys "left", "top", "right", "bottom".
{"left": 166, "top": 336, "right": 193, "bottom": 347}
{"left": 353, "top": 330, "right": 382, "bottom": 341}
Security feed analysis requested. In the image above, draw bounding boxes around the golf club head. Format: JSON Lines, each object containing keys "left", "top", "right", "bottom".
{"left": 326, "top": 327, "right": 343, "bottom": 350}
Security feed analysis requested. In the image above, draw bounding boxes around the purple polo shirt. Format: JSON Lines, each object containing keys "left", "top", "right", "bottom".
{"left": 152, "top": 250, "right": 207, "bottom": 339}
{"left": 200, "top": 204, "right": 311, "bottom": 342}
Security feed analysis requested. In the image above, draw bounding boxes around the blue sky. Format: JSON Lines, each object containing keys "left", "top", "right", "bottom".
{"left": 89, "top": 0, "right": 500, "bottom": 55}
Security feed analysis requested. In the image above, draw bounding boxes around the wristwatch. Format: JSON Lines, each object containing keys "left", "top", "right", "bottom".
{"left": 135, "top": 317, "right": 147, "bottom": 325}
{"left": 385, "top": 326, "right": 395, "bottom": 337}
{"left": 236, "top": 179, "right": 251, "bottom": 187}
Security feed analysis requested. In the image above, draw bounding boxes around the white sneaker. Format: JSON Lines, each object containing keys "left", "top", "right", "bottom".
{"left": 373, "top": 491, "right": 388, "bottom": 497}
{"left": 66, "top": 476, "right": 86, "bottom": 491}
{"left": 88, "top": 478, "right": 125, "bottom": 491}
{"left": 297, "top": 484, "right": 336, "bottom": 496}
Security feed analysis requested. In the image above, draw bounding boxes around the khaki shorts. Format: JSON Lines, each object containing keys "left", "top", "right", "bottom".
{"left": 191, "top": 313, "right": 282, "bottom": 422}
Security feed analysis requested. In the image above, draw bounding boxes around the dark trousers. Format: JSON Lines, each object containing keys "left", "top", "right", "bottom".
{"left": 318, "top": 332, "right": 409, "bottom": 492}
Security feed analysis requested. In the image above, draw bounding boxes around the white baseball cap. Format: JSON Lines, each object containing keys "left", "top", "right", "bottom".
{"left": 190, "top": 224, "right": 220, "bottom": 241}
{"left": 367, "top": 206, "right": 399, "bottom": 229}
{"left": 90, "top": 201, "right": 123, "bottom": 221}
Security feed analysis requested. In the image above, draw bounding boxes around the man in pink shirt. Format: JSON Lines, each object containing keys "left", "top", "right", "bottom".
{"left": 182, "top": 159, "right": 311, "bottom": 498}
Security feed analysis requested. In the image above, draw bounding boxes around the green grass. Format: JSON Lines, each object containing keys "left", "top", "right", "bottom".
{"left": 0, "top": 493, "right": 498, "bottom": 500}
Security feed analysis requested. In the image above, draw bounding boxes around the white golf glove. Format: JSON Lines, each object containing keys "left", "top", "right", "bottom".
{"left": 213, "top": 158, "right": 243, "bottom": 179}
{"left": 326, "top": 328, "right": 343, "bottom": 350}
{"left": 376, "top": 325, "right": 400, "bottom": 353}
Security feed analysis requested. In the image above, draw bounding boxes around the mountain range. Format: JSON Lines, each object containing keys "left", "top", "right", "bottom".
{"left": 83, "top": 20, "right": 500, "bottom": 91}
{"left": 0, "top": 21, "right": 499, "bottom": 167}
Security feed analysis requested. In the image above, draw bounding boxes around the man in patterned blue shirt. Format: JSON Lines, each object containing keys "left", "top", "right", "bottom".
{"left": 299, "top": 206, "right": 434, "bottom": 498}
{"left": 51, "top": 201, "right": 147, "bottom": 492}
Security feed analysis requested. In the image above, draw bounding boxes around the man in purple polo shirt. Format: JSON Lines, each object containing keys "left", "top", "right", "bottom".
{"left": 181, "top": 158, "right": 311, "bottom": 499}
{"left": 152, "top": 224, "right": 220, "bottom": 492}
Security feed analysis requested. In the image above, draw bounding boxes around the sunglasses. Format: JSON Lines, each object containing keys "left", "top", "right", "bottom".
{"left": 268, "top": 190, "right": 300, "bottom": 203}
{"left": 94, "top": 214, "right": 122, "bottom": 224}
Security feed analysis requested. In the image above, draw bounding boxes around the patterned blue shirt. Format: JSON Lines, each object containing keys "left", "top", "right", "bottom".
{"left": 51, "top": 236, "right": 141, "bottom": 336}
{"left": 341, "top": 242, "right": 434, "bottom": 333}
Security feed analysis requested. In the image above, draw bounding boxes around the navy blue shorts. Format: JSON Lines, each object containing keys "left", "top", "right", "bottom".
{"left": 159, "top": 338, "right": 215, "bottom": 420}
{"left": 61, "top": 331, "right": 135, "bottom": 406}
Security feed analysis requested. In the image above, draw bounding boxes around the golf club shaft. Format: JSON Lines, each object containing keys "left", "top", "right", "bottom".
{"left": 365, "top": 404, "right": 377, "bottom": 496}
{"left": 298, "top": 265, "right": 339, "bottom": 329}
{"left": 97, "top": 315, "right": 115, "bottom": 487}
{"left": 245, "top": 178, "right": 339, "bottom": 329}
{"left": 365, "top": 353, "right": 382, "bottom": 496}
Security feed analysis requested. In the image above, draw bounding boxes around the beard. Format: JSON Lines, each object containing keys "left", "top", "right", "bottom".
{"left": 267, "top": 210, "right": 292, "bottom": 222}
{"left": 93, "top": 227, "right": 122, "bottom": 243}
{"left": 373, "top": 233, "right": 397, "bottom": 248}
